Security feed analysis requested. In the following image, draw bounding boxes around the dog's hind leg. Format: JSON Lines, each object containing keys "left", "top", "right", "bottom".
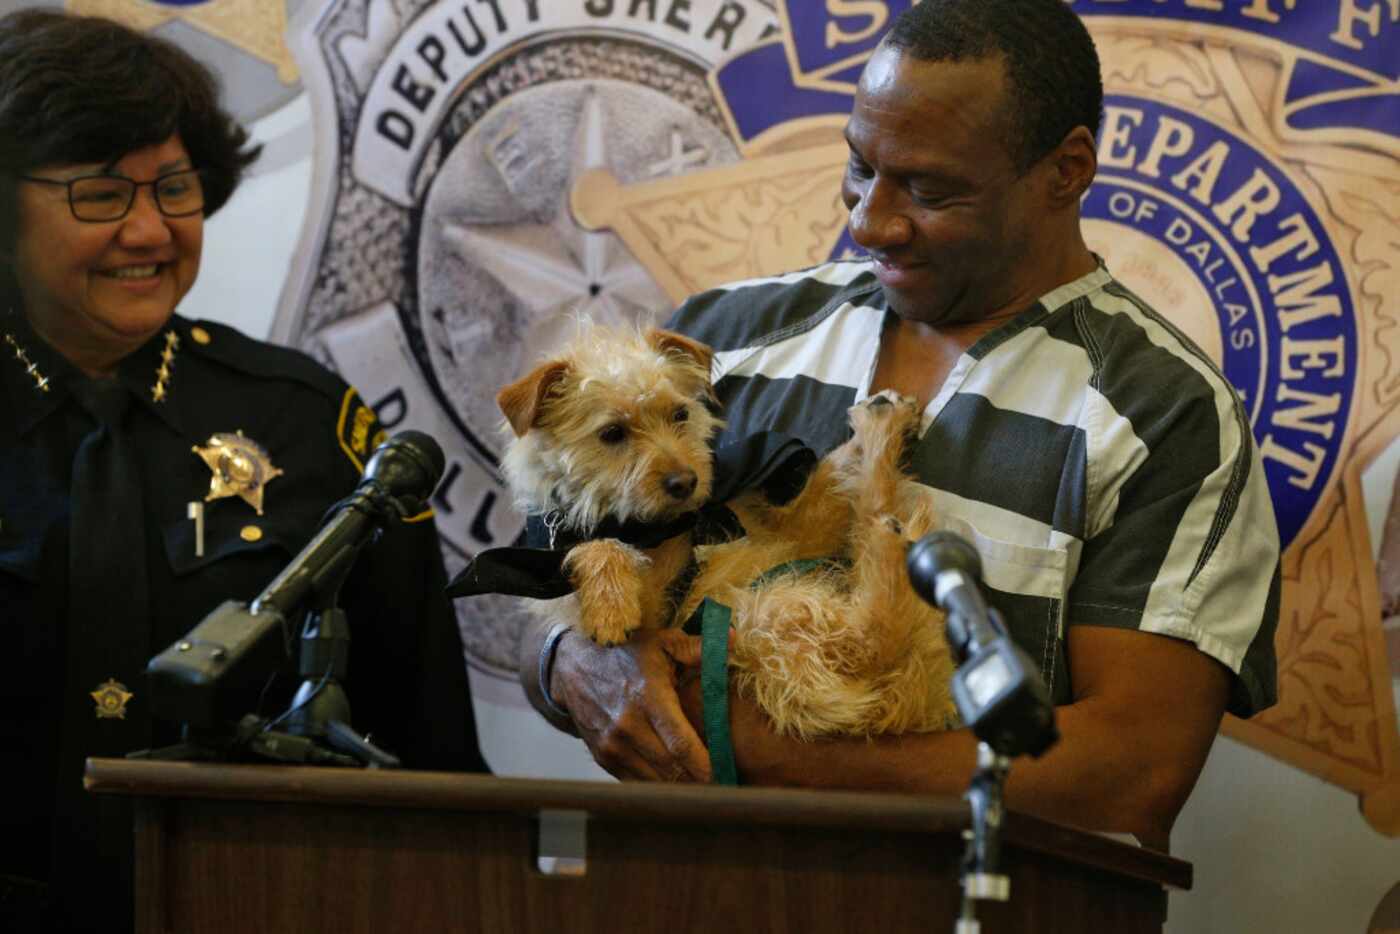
{"left": 737, "top": 392, "right": 920, "bottom": 555}
{"left": 845, "top": 390, "right": 922, "bottom": 520}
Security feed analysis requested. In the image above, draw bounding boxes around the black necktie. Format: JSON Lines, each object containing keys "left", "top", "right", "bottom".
{"left": 66, "top": 377, "right": 151, "bottom": 749}
{"left": 53, "top": 377, "right": 149, "bottom": 933}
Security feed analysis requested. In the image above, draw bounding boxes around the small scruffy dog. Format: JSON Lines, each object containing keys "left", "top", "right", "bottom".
{"left": 497, "top": 325, "right": 957, "bottom": 738}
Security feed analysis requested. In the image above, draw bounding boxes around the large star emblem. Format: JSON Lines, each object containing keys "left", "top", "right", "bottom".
{"left": 438, "top": 88, "right": 672, "bottom": 342}
{"left": 65, "top": 0, "right": 298, "bottom": 83}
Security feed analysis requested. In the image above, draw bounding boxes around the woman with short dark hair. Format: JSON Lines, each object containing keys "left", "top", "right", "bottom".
{"left": 0, "top": 13, "right": 487, "bottom": 933}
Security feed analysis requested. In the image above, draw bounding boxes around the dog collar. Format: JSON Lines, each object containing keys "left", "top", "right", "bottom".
{"left": 445, "top": 430, "right": 818, "bottom": 601}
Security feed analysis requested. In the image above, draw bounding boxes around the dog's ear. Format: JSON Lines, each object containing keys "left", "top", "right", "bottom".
{"left": 497, "top": 360, "right": 571, "bottom": 437}
{"left": 646, "top": 328, "right": 713, "bottom": 375}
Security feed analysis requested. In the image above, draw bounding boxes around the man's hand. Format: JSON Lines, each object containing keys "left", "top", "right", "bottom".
{"left": 550, "top": 626, "right": 711, "bottom": 782}
{"left": 677, "top": 676, "right": 811, "bottom": 786}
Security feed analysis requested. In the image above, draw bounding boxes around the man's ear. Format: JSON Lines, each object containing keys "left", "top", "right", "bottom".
{"left": 497, "top": 360, "right": 570, "bottom": 437}
{"left": 646, "top": 328, "right": 713, "bottom": 374}
{"left": 1045, "top": 125, "right": 1098, "bottom": 206}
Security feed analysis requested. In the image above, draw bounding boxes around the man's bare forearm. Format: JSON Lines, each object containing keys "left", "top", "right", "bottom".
{"left": 725, "top": 697, "right": 1166, "bottom": 845}
{"left": 719, "top": 627, "right": 1233, "bottom": 851}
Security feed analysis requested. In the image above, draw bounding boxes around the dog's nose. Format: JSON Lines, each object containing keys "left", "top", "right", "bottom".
{"left": 663, "top": 469, "right": 698, "bottom": 500}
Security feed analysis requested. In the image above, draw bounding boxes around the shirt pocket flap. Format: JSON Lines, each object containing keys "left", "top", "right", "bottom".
{"left": 941, "top": 517, "right": 1070, "bottom": 600}
{"left": 163, "top": 507, "right": 313, "bottom": 577}
{"left": 938, "top": 520, "right": 1074, "bottom": 701}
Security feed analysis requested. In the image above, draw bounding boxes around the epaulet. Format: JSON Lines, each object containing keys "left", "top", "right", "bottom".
{"left": 174, "top": 316, "right": 386, "bottom": 472}
{"left": 176, "top": 317, "right": 346, "bottom": 398}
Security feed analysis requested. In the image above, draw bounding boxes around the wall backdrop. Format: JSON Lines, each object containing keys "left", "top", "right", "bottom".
{"left": 5, "top": 1, "right": 1398, "bottom": 930}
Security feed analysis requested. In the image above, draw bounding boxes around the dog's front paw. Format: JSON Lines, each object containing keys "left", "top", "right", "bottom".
{"left": 564, "top": 539, "right": 646, "bottom": 645}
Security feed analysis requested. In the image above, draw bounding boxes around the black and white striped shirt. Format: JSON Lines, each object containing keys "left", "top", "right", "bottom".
{"left": 668, "top": 259, "right": 1279, "bottom": 717}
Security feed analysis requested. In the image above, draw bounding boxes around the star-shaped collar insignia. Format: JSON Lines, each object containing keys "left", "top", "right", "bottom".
{"left": 4, "top": 332, "right": 51, "bottom": 394}
{"left": 151, "top": 331, "right": 179, "bottom": 402}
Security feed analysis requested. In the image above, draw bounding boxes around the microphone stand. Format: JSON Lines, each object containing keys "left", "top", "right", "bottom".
{"left": 270, "top": 560, "right": 400, "bottom": 768}
{"left": 944, "top": 605, "right": 1057, "bottom": 934}
{"left": 905, "top": 533, "right": 1058, "bottom": 934}
{"left": 134, "top": 587, "right": 398, "bottom": 769}
{"left": 957, "top": 742, "right": 1011, "bottom": 934}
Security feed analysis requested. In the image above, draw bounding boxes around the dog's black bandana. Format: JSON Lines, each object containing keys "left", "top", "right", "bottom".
{"left": 445, "top": 432, "right": 818, "bottom": 600}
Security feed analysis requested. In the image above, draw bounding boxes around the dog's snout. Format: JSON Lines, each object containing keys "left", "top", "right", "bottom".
{"left": 663, "top": 469, "right": 698, "bottom": 500}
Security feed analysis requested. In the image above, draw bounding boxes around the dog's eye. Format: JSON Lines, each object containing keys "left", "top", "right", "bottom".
{"left": 598, "top": 423, "right": 627, "bottom": 445}
{"left": 672, "top": 405, "right": 689, "bottom": 424}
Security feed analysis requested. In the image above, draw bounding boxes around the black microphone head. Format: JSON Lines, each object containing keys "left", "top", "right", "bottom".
{"left": 363, "top": 430, "right": 446, "bottom": 500}
{"left": 906, "top": 530, "right": 983, "bottom": 606}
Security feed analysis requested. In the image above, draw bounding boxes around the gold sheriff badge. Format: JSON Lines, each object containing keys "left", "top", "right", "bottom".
{"left": 91, "top": 678, "right": 133, "bottom": 720}
{"left": 193, "top": 431, "right": 283, "bottom": 515}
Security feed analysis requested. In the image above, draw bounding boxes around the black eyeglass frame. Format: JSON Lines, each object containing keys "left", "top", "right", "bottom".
{"left": 14, "top": 169, "right": 206, "bottom": 223}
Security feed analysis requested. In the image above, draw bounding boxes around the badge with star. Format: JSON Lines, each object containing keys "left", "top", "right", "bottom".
{"left": 193, "top": 431, "right": 284, "bottom": 515}
{"left": 91, "top": 678, "right": 133, "bottom": 719}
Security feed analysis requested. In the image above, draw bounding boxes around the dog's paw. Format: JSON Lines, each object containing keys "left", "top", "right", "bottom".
{"left": 578, "top": 612, "right": 635, "bottom": 646}
{"left": 849, "top": 390, "right": 919, "bottom": 435}
{"left": 565, "top": 539, "right": 646, "bottom": 645}
{"left": 575, "top": 584, "right": 643, "bottom": 645}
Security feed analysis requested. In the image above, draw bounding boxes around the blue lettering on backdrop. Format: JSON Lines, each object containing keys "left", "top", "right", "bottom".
{"left": 782, "top": 0, "right": 917, "bottom": 77}
{"left": 1084, "top": 96, "right": 1358, "bottom": 549}
{"left": 1071, "top": 1, "right": 1398, "bottom": 140}
{"left": 719, "top": 1, "right": 1397, "bottom": 145}
{"left": 713, "top": 39, "right": 855, "bottom": 142}
{"left": 1069, "top": 0, "right": 1396, "bottom": 81}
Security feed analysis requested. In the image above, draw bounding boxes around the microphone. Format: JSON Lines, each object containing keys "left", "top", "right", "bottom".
{"left": 145, "top": 431, "right": 445, "bottom": 731}
{"left": 253, "top": 430, "right": 445, "bottom": 618}
{"left": 906, "top": 530, "right": 989, "bottom": 660}
{"left": 906, "top": 530, "right": 1058, "bottom": 758}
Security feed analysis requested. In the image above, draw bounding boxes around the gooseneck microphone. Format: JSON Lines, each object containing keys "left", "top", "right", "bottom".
{"left": 145, "top": 431, "right": 445, "bottom": 733}
{"left": 906, "top": 530, "right": 1058, "bottom": 759}
{"left": 906, "top": 530, "right": 990, "bottom": 661}
{"left": 252, "top": 430, "right": 445, "bottom": 617}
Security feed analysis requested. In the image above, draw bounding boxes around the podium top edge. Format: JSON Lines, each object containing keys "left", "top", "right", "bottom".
{"left": 84, "top": 757, "right": 1190, "bottom": 890}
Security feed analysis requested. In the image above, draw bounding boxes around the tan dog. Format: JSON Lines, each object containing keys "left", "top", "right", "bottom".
{"left": 498, "top": 325, "right": 957, "bottom": 738}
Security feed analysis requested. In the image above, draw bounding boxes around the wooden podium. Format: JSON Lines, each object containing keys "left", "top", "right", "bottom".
{"left": 86, "top": 758, "right": 1190, "bottom": 933}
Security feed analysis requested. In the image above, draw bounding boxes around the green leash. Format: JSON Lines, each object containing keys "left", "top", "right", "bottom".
{"left": 698, "top": 597, "right": 739, "bottom": 786}
{"left": 694, "top": 558, "right": 846, "bottom": 786}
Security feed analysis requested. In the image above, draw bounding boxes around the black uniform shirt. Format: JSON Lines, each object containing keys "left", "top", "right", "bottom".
{"left": 0, "top": 312, "right": 486, "bottom": 933}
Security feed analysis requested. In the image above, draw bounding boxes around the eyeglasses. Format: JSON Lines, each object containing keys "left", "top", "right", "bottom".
{"left": 16, "top": 169, "right": 205, "bottom": 222}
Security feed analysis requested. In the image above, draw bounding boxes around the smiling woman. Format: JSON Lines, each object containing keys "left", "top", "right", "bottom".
{"left": 0, "top": 11, "right": 487, "bottom": 934}
{"left": 12, "top": 136, "right": 207, "bottom": 373}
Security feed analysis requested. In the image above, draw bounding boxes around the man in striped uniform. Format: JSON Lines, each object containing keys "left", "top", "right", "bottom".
{"left": 521, "top": 0, "right": 1279, "bottom": 851}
